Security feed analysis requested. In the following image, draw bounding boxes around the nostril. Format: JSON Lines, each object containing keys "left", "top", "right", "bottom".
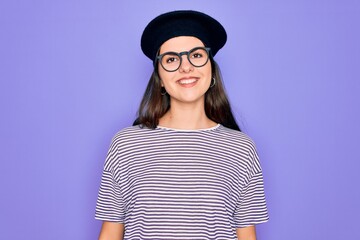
{"left": 179, "top": 58, "right": 194, "bottom": 72}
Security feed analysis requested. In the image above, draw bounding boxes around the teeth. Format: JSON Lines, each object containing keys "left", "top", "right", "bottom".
{"left": 179, "top": 79, "right": 197, "bottom": 84}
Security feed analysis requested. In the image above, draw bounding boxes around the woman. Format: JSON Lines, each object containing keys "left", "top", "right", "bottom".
{"left": 95, "top": 10, "right": 269, "bottom": 240}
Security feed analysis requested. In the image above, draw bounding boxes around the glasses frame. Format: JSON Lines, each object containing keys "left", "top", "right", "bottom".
{"left": 156, "top": 47, "right": 211, "bottom": 72}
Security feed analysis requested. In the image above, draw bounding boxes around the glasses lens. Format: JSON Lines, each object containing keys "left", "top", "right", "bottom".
{"left": 161, "top": 53, "right": 181, "bottom": 72}
{"left": 188, "top": 48, "right": 209, "bottom": 67}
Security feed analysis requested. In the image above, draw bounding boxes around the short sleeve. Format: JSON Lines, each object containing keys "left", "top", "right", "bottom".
{"left": 95, "top": 169, "right": 125, "bottom": 222}
{"left": 233, "top": 143, "right": 269, "bottom": 228}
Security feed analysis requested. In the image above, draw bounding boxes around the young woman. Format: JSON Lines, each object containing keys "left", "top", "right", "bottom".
{"left": 95, "top": 10, "right": 269, "bottom": 240}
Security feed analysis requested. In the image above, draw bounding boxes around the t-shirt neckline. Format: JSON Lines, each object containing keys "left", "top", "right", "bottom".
{"left": 156, "top": 124, "right": 221, "bottom": 132}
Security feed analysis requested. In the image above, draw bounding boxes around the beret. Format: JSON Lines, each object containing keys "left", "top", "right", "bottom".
{"left": 141, "top": 10, "right": 227, "bottom": 62}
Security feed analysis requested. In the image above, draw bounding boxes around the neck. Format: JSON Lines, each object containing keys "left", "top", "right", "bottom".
{"left": 158, "top": 101, "right": 217, "bottom": 130}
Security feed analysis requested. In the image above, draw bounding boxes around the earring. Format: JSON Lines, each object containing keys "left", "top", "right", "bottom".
{"left": 210, "top": 77, "right": 216, "bottom": 88}
{"left": 161, "top": 87, "right": 167, "bottom": 96}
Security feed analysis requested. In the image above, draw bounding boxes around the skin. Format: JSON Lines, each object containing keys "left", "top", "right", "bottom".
{"left": 98, "top": 222, "right": 124, "bottom": 240}
{"left": 237, "top": 225, "right": 257, "bottom": 240}
{"left": 157, "top": 36, "right": 216, "bottom": 130}
{"left": 98, "top": 36, "right": 257, "bottom": 240}
{"left": 98, "top": 222, "right": 256, "bottom": 240}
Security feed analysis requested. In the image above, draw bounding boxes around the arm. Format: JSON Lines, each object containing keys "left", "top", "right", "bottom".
{"left": 236, "top": 225, "right": 256, "bottom": 240}
{"left": 98, "top": 221, "right": 124, "bottom": 240}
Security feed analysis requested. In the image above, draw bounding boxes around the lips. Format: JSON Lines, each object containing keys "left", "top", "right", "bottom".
{"left": 177, "top": 77, "right": 198, "bottom": 85}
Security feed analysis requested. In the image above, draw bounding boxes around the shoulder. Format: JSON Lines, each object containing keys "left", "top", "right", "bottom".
{"left": 103, "top": 125, "right": 154, "bottom": 170}
{"left": 216, "top": 125, "right": 258, "bottom": 153}
{"left": 110, "top": 125, "right": 153, "bottom": 144}
{"left": 114, "top": 124, "right": 151, "bottom": 137}
{"left": 217, "top": 125, "right": 263, "bottom": 175}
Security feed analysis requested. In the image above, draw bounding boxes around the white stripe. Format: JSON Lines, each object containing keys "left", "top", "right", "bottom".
{"left": 95, "top": 124, "right": 268, "bottom": 239}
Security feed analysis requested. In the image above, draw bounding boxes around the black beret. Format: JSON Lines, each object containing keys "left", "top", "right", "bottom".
{"left": 141, "top": 10, "right": 227, "bottom": 62}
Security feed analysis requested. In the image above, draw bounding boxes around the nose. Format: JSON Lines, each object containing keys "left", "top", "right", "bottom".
{"left": 179, "top": 55, "right": 194, "bottom": 73}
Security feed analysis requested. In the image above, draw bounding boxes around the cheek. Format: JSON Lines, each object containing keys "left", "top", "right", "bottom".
{"left": 157, "top": 65, "right": 166, "bottom": 86}
{"left": 204, "top": 63, "right": 212, "bottom": 79}
{"left": 158, "top": 69, "right": 173, "bottom": 87}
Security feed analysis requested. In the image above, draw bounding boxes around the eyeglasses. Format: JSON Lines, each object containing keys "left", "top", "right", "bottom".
{"left": 156, "top": 47, "right": 211, "bottom": 72}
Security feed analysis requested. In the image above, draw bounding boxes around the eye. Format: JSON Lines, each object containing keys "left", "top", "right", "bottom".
{"left": 166, "top": 57, "right": 177, "bottom": 63}
{"left": 163, "top": 54, "right": 180, "bottom": 64}
{"left": 190, "top": 50, "right": 205, "bottom": 59}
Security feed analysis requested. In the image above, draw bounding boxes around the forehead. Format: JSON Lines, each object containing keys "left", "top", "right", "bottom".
{"left": 159, "top": 36, "right": 205, "bottom": 54}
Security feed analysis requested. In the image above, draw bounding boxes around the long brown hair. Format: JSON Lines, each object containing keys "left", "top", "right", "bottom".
{"left": 133, "top": 58, "right": 241, "bottom": 131}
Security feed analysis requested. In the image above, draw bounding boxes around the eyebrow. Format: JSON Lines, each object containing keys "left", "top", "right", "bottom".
{"left": 159, "top": 46, "right": 206, "bottom": 55}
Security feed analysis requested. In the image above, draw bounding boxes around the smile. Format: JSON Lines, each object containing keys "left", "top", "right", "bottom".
{"left": 177, "top": 78, "right": 198, "bottom": 85}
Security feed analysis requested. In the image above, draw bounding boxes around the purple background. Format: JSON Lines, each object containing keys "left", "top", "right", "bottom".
{"left": 1, "top": 0, "right": 359, "bottom": 239}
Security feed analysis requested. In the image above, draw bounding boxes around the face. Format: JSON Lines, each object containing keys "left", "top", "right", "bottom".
{"left": 157, "top": 36, "right": 212, "bottom": 106}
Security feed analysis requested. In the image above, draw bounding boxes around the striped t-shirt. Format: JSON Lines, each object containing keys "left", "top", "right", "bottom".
{"left": 95, "top": 124, "right": 268, "bottom": 239}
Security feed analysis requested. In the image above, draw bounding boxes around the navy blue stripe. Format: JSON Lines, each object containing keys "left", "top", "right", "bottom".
{"left": 95, "top": 124, "right": 268, "bottom": 239}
